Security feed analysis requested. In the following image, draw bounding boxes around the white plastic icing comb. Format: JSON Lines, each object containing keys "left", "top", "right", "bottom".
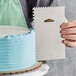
{"left": 33, "top": 6, "right": 65, "bottom": 61}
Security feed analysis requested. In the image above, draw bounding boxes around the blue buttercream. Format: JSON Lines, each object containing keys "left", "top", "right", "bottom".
{"left": 0, "top": 28, "right": 36, "bottom": 71}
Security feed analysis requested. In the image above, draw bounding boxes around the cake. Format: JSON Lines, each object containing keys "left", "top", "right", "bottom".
{"left": 0, "top": 0, "right": 37, "bottom": 72}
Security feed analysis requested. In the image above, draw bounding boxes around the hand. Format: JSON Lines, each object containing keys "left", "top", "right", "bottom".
{"left": 60, "top": 20, "right": 76, "bottom": 47}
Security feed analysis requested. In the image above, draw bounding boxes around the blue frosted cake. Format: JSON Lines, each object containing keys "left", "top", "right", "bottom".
{"left": 0, "top": 0, "right": 37, "bottom": 72}
{"left": 0, "top": 26, "right": 36, "bottom": 71}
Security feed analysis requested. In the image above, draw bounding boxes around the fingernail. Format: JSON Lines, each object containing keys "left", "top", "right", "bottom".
{"left": 62, "top": 35, "right": 66, "bottom": 38}
{"left": 63, "top": 30, "right": 66, "bottom": 34}
{"left": 62, "top": 40, "right": 64, "bottom": 43}
{"left": 64, "top": 40, "right": 67, "bottom": 44}
{"left": 61, "top": 35, "right": 63, "bottom": 38}
{"left": 61, "top": 35, "right": 65, "bottom": 38}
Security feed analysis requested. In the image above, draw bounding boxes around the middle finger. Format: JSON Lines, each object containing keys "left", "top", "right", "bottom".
{"left": 61, "top": 28, "right": 76, "bottom": 35}
{"left": 62, "top": 34, "right": 76, "bottom": 40}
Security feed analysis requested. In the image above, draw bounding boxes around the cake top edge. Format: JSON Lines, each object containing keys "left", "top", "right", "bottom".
{"left": 0, "top": 26, "right": 34, "bottom": 39}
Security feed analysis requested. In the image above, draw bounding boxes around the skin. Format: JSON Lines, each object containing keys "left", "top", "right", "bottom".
{"left": 60, "top": 20, "right": 76, "bottom": 47}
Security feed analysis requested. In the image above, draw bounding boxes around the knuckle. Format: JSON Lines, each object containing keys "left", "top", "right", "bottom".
{"left": 65, "top": 35, "right": 69, "bottom": 38}
{"left": 66, "top": 23, "right": 70, "bottom": 26}
{"left": 66, "top": 41, "right": 69, "bottom": 45}
{"left": 67, "top": 41, "right": 72, "bottom": 46}
{"left": 65, "top": 29, "right": 68, "bottom": 32}
{"left": 68, "top": 29, "right": 72, "bottom": 33}
{"left": 61, "top": 23, "right": 65, "bottom": 28}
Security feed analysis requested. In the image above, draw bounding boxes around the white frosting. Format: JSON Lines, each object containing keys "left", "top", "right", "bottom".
{"left": 0, "top": 26, "right": 30, "bottom": 38}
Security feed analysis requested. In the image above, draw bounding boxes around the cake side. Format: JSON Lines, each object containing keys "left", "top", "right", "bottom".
{"left": 0, "top": 28, "right": 36, "bottom": 71}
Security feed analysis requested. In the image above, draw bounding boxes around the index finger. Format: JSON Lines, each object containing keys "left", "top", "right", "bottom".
{"left": 61, "top": 20, "right": 76, "bottom": 29}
